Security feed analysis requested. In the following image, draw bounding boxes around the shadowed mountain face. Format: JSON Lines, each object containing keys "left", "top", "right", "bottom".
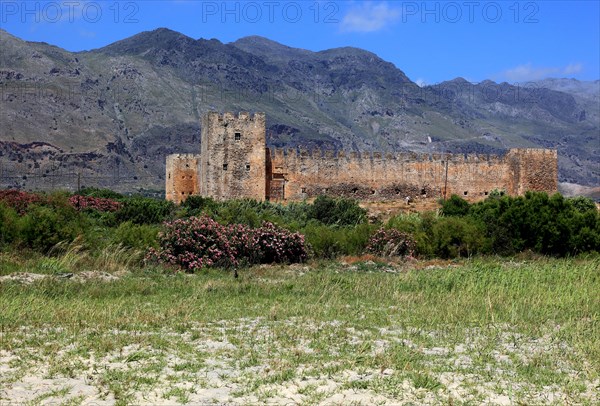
{"left": 0, "top": 28, "right": 598, "bottom": 192}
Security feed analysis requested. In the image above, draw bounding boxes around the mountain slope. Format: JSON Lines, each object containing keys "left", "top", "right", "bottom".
{"left": 0, "top": 28, "right": 597, "bottom": 192}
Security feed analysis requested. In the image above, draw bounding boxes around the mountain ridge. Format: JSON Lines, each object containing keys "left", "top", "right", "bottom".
{"left": 0, "top": 28, "right": 598, "bottom": 192}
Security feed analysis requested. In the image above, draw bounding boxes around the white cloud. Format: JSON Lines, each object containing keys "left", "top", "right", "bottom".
{"left": 500, "top": 63, "right": 584, "bottom": 82}
{"left": 340, "top": 2, "right": 400, "bottom": 33}
{"left": 415, "top": 78, "right": 427, "bottom": 87}
{"left": 563, "top": 63, "right": 583, "bottom": 75}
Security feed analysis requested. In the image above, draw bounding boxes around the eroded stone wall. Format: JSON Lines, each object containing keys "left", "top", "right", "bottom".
{"left": 267, "top": 148, "right": 524, "bottom": 202}
{"left": 165, "top": 154, "right": 201, "bottom": 204}
{"left": 506, "top": 148, "right": 558, "bottom": 195}
{"left": 200, "top": 112, "right": 266, "bottom": 201}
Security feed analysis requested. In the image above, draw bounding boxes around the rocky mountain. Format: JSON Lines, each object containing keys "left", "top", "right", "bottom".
{"left": 524, "top": 78, "right": 599, "bottom": 103}
{"left": 0, "top": 28, "right": 598, "bottom": 193}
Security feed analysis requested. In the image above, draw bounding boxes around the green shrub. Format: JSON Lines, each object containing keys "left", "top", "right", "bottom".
{"left": 0, "top": 203, "right": 20, "bottom": 247}
{"left": 281, "top": 201, "right": 311, "bottom": 227}
{"left": 115, "top": 197, "right": 175, "bottom": 225}
{"left": 302, "top": 222, "right": 374, "bottom": 259}
{"left": 469, "top": 192, "right": 600, "bottom": 256}
{"left": 308, "top": 195, "right": 367, "bottom": 226}
{"left": 569, "top": 196, "right": 597, "bottom": 213}
{"left": 181, "top": 195, "right": 219, "bottom": 214}
{"left": 302, "top": 222, "right": 344, "bottom": 259}
{"left": 440, "top": 195, "right": 470, "bottom": 216}
{"left": 215, "top": 202, "right": 263, "bottom": 227}
{"left": 343, "top": 223, "right": 376, "bottom": 256}
{"left": 18, "top": 204, "right": 85, "bottom": 252}
{"left": 387, "top": 212, "right": 435, "bottom": 257}
{"left": 208, "top": 199, "right": 282, "bottom": 227}
{"left": 112, "top": 221, "right": 159, "bottom": 250}
{"left": 432, "top": 217, "right": 487, "bottom": 258}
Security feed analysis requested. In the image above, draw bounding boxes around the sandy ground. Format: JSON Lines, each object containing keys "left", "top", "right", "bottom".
{"left": 1, "top": 318, "right": 598, "bottom": 405}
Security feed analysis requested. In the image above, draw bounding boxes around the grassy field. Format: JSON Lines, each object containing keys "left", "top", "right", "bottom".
{"left": 1, "top": 253, "right": 599, "bottom": 405}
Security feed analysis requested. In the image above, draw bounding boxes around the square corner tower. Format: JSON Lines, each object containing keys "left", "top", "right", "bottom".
{"left": 200, "top": 111, "right": 267, "bottom": 200}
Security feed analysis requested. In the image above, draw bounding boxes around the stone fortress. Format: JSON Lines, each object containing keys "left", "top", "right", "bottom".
{"left": 166, "top": 112, "right": 558, "bottom": 204}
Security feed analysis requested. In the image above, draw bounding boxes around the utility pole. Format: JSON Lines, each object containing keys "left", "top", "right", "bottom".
{"left": 443, "top": 158, "right": 449, "bottom": 200}
{"left": 77, "top": 171, "right": 81, "bottom": 193}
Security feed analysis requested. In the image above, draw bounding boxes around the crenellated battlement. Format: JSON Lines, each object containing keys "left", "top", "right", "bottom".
{"left": 207, "top": 111, "right": 266, "bottom": 124}
{"left": 266, "top": 147, "right": 531, "bottom": 165}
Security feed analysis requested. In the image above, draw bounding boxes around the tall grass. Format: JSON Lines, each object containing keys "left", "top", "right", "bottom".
{"left": 1, "top": 257, "right": 598, "bottom": 370}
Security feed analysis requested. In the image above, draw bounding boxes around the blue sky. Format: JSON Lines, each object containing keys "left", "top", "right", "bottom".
{"left": 1, "top": 1, "right": 598, "bottom": 85}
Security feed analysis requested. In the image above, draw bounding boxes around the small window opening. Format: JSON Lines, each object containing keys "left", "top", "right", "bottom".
{"left": 223, "top": 163, "right": 228, "bottom": 171}
{"left": 484, "top": 191, "right": 489, "bottom": 196}
{"left": 352, "top": 188, "right": 358, "bottom": 194}
{"left": 301, "top": 187, "right": 306, "bottom": 193}
{"left": 421, "top": 188, "right": 427, "bottom": 196}
{"left": 371, "top": 190, "right": 376, "bottom": 195}
{"left": 235, "top": 132, "right": 241, "bottom": 141}
{"left": 185, "top": 163, "right": 189, "bottom": 168}
{"left": 168, "top": 173, "right": 171, "bottom": 179}
{"left": 463, "top": 191, "right": 468, "bottom": 196}
{"left": 245, "top": 163, "right": 251, "bottom": 171}
{"left": 181, "top": 175, "right": 185, "bottom": 179}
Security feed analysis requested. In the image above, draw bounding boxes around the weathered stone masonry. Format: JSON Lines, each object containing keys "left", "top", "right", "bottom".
{"left": 166, "top": 112, "right": 558, "bottom": 204}
{"left": 165, "top": 154, "right": 200, "bottom": 203}
{"left": 199, "top": 111, "right": 266, "bottom": 201}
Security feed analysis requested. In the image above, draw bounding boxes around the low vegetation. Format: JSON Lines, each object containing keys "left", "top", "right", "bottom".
{"left": 1, "top": 256, "right": 598, "bottom": 404}
{"left": 1, "top": 188, "right": 598, "bottom": 266}
{"left": 0, "top": 188, "right": 598, "bottom": 404}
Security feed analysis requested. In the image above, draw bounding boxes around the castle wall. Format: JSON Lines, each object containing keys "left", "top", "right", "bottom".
{"left": 200, "top": 112, "right": 267, "bottom": 201}
{"left": 506, "top": 148, "right": 558, "bottom": 195}
{"left": 165, "top": 154, "right": 201, "bottom": 204}
{"left": 165, "top": 111, "right": 558, "bottom": 204}
{"left": 267, "top": 149, "right": 517, "bottom": 201}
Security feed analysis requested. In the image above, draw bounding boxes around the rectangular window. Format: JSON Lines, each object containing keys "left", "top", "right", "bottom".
{"left": 235, "top": 132, "right": 241, "bottom": 141}
{"left": 245, "top": 163, "right": 250, "bottom": 171}
{"left": 223, "top": 163, "right": 228, "bottom": 171}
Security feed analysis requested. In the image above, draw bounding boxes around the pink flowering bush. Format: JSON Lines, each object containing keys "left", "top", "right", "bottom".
{"left": 366, "top": 228, "right": 416, "bottom": 258}
{"left": 0, "top": 190, "right": 43, "bottom": 214}
{"left": 148, "top": 216, "right": 308, "bottom": 272}
{"left": 224, "top": 223, "right": 261, "bottom": 265}
{"left": 69, "top": 195, "right": 121, "bottom": 212}
{"left": 254, "top": 222, "right": 307, "bottom": 264}
{"left": 148, "top": 216, "right": 236, "bottom": 271}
